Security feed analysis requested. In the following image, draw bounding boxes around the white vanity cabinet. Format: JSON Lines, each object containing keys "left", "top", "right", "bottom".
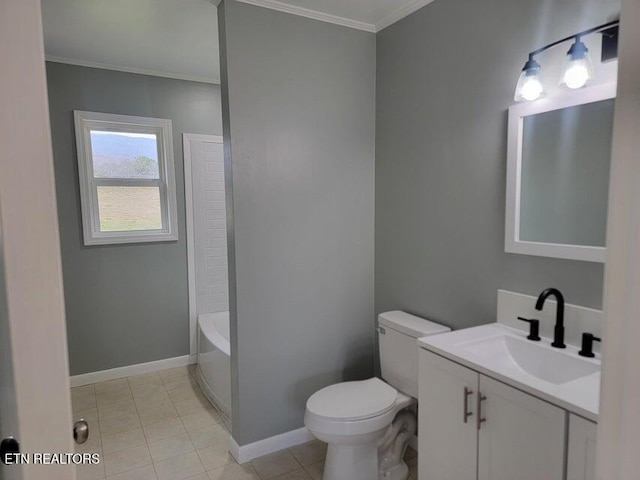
{"left": 477, "top": 375, "right": 565, "bottom": 480}
{"left": 567, "top": 414, "right": 597, "bottom": 480}
{"left": 419, "top": 349, "right": 566, "bottom": 480}
{"left": 419, "top": 348, "right": 478, "bottom": 480}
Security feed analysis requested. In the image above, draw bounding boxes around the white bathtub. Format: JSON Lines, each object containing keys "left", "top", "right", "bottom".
{"left": 196, "top": 312, "right": 231, "bottom": 426}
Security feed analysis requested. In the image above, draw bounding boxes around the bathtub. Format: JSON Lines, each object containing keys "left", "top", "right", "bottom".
{"left": 196, "top": 312, "right": 231, "bottom": 427}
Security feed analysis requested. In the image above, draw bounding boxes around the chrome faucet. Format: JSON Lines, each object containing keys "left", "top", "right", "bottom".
{"left": 535, "top": 288, "right": 566, "bottom": 349}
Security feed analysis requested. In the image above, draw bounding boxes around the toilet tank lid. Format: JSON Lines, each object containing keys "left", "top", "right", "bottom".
{"left": 378, "top": 311, "right": 451, "bottom": 338}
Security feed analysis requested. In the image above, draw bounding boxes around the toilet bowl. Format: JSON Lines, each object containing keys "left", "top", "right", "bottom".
{"left": 305, "top": 378, "right": 413, "bottom": 480}
{"left": 304, "top": 311, "right": 450, "bottom": 480}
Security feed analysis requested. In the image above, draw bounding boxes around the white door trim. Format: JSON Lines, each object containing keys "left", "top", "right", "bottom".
{"left": 0, "top": 1, "right": 75, "bottom": 479}
{"left": 596, "top": 0, "right": 640, "bottom": 477}
{"left": 183, "top": 133, "right": 224, "bottom": 355}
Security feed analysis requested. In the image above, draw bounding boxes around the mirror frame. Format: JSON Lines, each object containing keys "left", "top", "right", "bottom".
{"left": 505, "top": 83, "right": 616, "bottom": 263}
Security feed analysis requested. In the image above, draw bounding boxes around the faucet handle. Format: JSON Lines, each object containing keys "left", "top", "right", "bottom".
{"left": 578, "top": 333, "right": 601, "bottom": 358}
{"left": 517, "top": 317, "right": 541, "bottom": 341}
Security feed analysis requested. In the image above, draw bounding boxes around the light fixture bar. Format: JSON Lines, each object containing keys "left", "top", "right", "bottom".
{"left": 527, "top": 19, "right": 619, "bottom": 60}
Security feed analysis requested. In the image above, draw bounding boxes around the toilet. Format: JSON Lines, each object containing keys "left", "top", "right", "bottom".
{"left": 304, "top": 311, "right": 450, "bottom": 480}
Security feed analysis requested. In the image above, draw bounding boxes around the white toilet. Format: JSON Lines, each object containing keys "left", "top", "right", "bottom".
{"left": 304, "top": 311, "right": 450, "bottom": 480}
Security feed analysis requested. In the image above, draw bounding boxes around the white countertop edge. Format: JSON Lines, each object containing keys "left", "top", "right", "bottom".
{"left": 418, "top": 324, "right": 600, "bottom": 423}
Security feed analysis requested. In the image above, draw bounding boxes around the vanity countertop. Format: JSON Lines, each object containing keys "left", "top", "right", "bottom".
{"left": 418, "top": 323, "right": 600, "bottom": 422}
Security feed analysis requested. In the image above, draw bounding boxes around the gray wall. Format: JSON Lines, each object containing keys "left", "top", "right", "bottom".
{"left": 218, "top": 0, "right": 376, "bottom": 445}
{"left": 46, "top": 62, "right": 222, "bottom": 375}
{"left": 375, "top": 0, "right": 618, "bottom": 334}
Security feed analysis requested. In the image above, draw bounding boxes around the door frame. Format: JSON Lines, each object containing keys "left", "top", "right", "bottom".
{"left": 0, "top": 1, "right": 75, "bottom": 479}
{"left": 595, "top": 0, "right": 640, "bottom": 477}
{"left": 183, "top": 133, "right": 224, "bottom": 355}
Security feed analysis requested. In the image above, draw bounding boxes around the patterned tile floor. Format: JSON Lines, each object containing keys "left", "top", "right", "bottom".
{"left": 71, "top": 365, "right": 417, "bottom": 480}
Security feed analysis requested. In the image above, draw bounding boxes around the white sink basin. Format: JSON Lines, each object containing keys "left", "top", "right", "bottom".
{"left": 458, "top": 335, "right": 600, "bottom": 385}
{"left": 418, "top": 323, "right": 601, "bottom": 420}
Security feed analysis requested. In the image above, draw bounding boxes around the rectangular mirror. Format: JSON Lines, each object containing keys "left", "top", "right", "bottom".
{"left": 505, "top": 84, "right": 616, "bottom": 263}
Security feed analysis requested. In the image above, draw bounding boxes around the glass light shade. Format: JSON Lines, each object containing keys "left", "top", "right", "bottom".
{"left": 515, "top": 60, "right": 544, "bottom": 102}
{"left": 560, "top": 40, "right": 594, "bottom": 89}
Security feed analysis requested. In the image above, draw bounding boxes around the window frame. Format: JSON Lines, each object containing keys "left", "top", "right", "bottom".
{"left": 74, "top": 111, "right": 178, "bottom": 245}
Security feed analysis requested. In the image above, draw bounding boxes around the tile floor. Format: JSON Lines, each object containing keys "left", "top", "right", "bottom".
{"left": 71, "top": 365, "right": 418, "bottom": 480}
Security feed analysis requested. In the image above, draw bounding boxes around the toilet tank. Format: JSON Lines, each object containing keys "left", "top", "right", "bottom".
{"left": 378, "top": 311, "right": 450, "bottom": 398}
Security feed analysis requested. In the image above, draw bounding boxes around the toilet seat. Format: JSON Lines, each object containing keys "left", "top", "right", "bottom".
{"left": 306, "top": 378, "right": 397, "bottom": 421}
{"left": 304, "top": 378, "right": 413, "bottom": 438}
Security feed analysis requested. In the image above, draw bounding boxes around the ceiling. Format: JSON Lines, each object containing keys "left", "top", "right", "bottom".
{"left": 41, "top": 0, "right": 434, "bottom": 85}
{"left": 235, "top": 0, "right": 436, "bottom": 31}
{"left": 41, "top": 0, "right": 221, "bottom": 83}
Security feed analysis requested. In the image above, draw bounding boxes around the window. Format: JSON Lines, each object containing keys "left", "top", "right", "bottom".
{"left": 74, "top": 111, "right": 178, "bottom": 245}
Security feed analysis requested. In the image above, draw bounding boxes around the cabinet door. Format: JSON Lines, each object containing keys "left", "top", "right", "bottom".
{"left": 419, "top": 349, "right": 478, "bottom": 480}
{"left": 477, "top": 375, "right": 566, "bottom": 480}
{"left": 567, "top": 414, "right": 597, "bottom": 480}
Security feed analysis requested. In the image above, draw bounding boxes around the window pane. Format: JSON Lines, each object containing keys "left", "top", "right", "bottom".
{"left": 90, "top": 130, "right": 160, "bottom": 179}
{"left": 97, "top": 186, "right": 163, "bottom": 232}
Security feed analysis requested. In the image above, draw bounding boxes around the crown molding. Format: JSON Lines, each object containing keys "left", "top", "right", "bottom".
{"left": 45, "top": 55, "right": 221, "bottom": 85}
{"left": 227, "top": 0, "right": 437, "bottom": 33}
{"left": 234, "top": 0, "right": 376, "bottom": 32}
{"left": 375, "top": 0, "right": 437, "bottom": 32}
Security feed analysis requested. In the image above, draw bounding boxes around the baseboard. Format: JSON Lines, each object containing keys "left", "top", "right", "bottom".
{"left": 229, "top": 427, "right": 314, "bottom": 464}
{"left": 70, "top": 354, "right": 197, "bottom": 387}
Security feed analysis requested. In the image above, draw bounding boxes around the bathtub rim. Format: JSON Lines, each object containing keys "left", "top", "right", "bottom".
{"left": 197, "top": 311, "right": 230, "bottom": 357}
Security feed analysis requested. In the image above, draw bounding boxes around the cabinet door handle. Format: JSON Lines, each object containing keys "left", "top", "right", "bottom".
{"left": 477, "top": 392, "right": 487, "bottom": 430}
{"left": 463, "top": 387, "right": 474, "bottom": 423}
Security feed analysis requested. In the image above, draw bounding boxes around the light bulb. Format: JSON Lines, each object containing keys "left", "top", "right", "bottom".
{"left": 520, "top": 76, "right": 544, "bottom": 101}
{"left": 560, "top": 38, "right": 594, "bottom": 90}
{"left": 515, "top": 58, "right": 544, "bottom": 102}
{"left": 562, "top": 61, "right": 591, "bottom": 89}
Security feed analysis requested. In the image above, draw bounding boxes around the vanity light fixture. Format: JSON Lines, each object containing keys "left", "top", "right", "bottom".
{"left": 560, "top": 37, "right": 594, "bottom": 89}
{"left": 514, "top": 58, "right": 544, "bottom": 102}
{"left": 514, "top": 19, "right": 619, "bottom": 102}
